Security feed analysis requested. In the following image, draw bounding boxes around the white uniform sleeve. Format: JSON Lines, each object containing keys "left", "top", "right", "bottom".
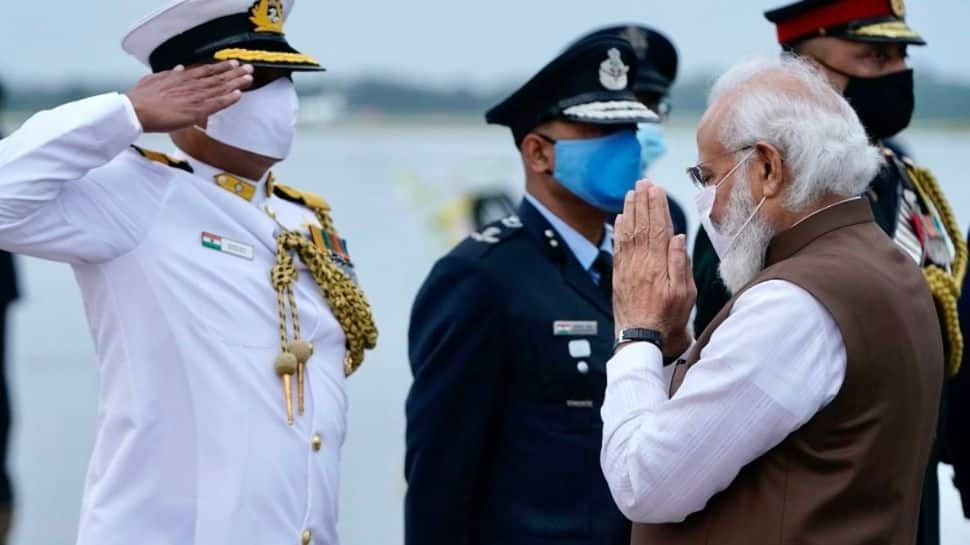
{"left": 600, "top": 280, "right": 846, "bottom": 524}
{"left": 0, "top": 92, "right": 170, "bottom": 263}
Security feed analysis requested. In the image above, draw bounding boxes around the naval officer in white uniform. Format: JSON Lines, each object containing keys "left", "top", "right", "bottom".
{"left": 0, "top": 1, "right": 378, "bottom": 544}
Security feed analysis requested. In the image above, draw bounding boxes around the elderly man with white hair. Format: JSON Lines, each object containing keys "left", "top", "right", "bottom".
{"left": 600, "top": 55, "right": 944, "bottom": 545}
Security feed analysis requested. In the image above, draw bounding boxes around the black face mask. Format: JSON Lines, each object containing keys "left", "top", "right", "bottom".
{"left": 822, "top": 63, "right": 915, "bottom": 140}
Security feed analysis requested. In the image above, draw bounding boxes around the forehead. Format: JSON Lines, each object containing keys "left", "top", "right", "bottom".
{"left": 830, "top": 38, "right": 907, "bottom": 57}
{"left": 696, "top": 103, "right": 729, "bottom": 158}
{"left": 545, "top": 119, "right": 632, "bottom": 137}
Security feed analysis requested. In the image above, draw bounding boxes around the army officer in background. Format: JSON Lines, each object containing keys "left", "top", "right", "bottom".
{"left": 405, "top": 34, "right": 657, "bottom": 545}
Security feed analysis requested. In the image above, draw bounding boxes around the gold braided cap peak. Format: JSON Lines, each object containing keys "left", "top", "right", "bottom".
{"left": 904, "top": 161, "right": 966, "bottom": 376}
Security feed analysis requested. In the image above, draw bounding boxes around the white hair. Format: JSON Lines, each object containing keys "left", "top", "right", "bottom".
{"left": 707, "top": 54, "right": 881, "bottom": 211}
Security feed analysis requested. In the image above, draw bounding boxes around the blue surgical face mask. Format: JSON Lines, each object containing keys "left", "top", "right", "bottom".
{"left": 636, "top": 122, "right": 667, "bottom": 174}
{"left": 543, "top": 130, "right": 642, "bottom": 213}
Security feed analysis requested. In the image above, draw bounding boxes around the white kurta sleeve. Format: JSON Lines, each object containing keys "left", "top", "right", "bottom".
{"left": 600, "top": 280, "right": 846, "bottom": 524}
{"left": 0, "top": 92, "right": 169, "bottom": 263}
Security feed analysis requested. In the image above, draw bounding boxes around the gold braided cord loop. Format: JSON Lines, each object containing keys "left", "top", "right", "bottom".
{"left": 271, "top": 247, "right": 298, "bottom": 347}
{"left": 924, "top": 266, "right": 964, "bottom": 376}
{"left": 270, "top": 241, "right": 301, "bottom": 423}
{"left": 315, "top": 208, "right": 378, "bottom": 375}
{"left": 907, "top": 164, "right": 966, "bottom": 376}
{"left": 272, "top": 215, "right": 378, "bottom": 377}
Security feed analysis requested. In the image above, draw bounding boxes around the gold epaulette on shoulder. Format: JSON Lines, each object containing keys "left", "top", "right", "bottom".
{"left": 267, "top": 174, "right": 331, "bottom": 213}
{"left": 130, "top": 145, "right": 193, "bottom": 173}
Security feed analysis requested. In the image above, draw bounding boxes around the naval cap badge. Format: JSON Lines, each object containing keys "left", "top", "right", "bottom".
{"left": 250, "top": 0, "right": 285, "bottom": 34}
{"left": 599, "top": 48, "right": 630, "bottom": 91}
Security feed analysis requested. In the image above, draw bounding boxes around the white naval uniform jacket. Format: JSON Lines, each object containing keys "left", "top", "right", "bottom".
{"left": 0, "top": 93, "right": 348, "bottom": 545}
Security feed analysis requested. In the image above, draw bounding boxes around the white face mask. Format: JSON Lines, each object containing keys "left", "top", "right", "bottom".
{"left": 694, "top": 149, "right": 763, "bottom": 259}
{"left": 200, "top": 77, "right": 299, "bottom": 160}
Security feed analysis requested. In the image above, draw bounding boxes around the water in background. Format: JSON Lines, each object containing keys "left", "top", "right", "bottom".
{"left": 5, "top": 122, "right": 970, "bottom": 544}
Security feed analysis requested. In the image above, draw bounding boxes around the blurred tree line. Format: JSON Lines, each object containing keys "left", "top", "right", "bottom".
{"left": 2, "top": 70, "right": 968, "bottom": 126}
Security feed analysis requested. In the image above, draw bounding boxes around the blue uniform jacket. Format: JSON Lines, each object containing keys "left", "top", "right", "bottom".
{"left": 405, "top": 199, "right": 629, "bottom": 545}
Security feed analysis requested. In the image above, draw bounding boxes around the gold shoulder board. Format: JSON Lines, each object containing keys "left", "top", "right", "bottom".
{"left": 269, "top": 176, "right": 331, "bottom": 214}
{"left": 130, "top": 145, "right": 193, "bottom": 173}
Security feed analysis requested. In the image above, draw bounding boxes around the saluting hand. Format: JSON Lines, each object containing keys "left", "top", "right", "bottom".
{"left": 613, "top": 180, "right": 696, "bottom": 358}
{"left": 126, "top": 60, "right": 254, "bottom": 133}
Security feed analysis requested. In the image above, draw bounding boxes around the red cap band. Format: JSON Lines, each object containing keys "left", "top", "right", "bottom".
{"left": 775, "top": 0, "right": 894, "bottom": 43}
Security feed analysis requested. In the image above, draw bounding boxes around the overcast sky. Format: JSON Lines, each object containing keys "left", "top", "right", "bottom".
{"left": 3, "top": 0, "right": 968, "bottom": 88}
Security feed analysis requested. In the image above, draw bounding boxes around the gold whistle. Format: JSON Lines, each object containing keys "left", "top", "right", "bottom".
{"left": 274, "top": 352, "right": 298, "bottom": 425}
{"left": 288, "top": 340, "right": 314, "bottom": 415}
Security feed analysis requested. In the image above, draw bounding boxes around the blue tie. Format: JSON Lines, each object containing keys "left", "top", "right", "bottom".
{"left": 592, "top": 250, "right": 613, "bottom": 296}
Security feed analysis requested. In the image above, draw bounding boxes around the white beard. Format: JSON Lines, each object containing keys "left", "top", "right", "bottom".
{"left": 717, "top": 171, "right": 776, "bottom": 294}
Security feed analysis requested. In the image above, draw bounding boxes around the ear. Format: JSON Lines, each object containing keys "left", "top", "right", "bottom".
{"left": 753, "top": 141, "right": 785, "bottom": 199}
{"left": 520, "top": 133, "right": 554, "bottom": 175}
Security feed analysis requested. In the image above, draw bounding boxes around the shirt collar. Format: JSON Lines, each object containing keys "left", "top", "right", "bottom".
{"left": 524, "top": 194, "right": 612, "bottom": 272}
{"left": 174, "top": 150, "right": 272, "bottom": 206}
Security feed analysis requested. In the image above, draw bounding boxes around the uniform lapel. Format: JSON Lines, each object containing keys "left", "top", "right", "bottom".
{"left": 518, "top": 200, "right": 613, "bottom": 317}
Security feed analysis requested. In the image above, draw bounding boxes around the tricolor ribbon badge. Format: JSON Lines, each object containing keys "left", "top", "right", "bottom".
{"left": 202, "top": 232, "right": 223, "bottom": 251}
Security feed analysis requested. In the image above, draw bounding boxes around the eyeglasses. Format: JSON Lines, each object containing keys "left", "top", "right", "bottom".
{"left": 686, "top": 146, "right": 754, "bottom": 189}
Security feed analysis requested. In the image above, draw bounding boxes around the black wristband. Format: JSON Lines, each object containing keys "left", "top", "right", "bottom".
{"left": 613, "top": 328, "right": 663, "bottom": 354}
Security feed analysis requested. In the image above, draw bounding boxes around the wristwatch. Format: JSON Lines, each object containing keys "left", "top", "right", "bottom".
{"left": 613, "top": 328, "right": 663, "bottom": 354}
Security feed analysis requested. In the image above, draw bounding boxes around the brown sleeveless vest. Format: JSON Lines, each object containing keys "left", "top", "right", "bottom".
{"left": 631, "top": 199, "right": 943, "bottom": 545}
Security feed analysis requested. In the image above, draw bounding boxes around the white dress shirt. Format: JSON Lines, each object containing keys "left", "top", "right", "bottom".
{"left": 0, "top": 93, "right": 347, "bottom": 545}
{"left": 600, "top": 280, "right": 846, "bottom": 524}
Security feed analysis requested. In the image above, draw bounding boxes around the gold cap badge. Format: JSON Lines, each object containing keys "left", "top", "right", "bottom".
{"left": 250, "top": 0, "right": 285, "bottom": 34}
{"left": 891, "top": 0, "right": 906, "bottom": 18}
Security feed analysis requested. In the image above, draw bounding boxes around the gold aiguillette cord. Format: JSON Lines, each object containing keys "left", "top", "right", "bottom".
{"left": 267, "top": 206, "right": 315, "bottom": 424}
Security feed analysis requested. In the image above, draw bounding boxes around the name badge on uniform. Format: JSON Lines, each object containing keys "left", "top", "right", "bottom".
{"left": 201, "top": 232, "right": 254, "bottom": 260}
{"left": 553, "top": 320, "right": 598, "bottom": 336}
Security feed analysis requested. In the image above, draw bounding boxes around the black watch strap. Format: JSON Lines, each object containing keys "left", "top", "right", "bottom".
{"left": 613, "top": 328, "right": 663, "bottom": 354}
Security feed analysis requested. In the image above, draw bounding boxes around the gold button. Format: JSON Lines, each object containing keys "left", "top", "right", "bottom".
{"left": 311, "top": 433, "right": 323, "bottom": 452}
{"left": 301, "top": 529, "right": 312, "bottom": 544}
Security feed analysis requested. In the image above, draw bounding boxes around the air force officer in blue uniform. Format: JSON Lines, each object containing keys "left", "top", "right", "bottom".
{"left": 405, "top": 34, "right": 658, "bottom": 545}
